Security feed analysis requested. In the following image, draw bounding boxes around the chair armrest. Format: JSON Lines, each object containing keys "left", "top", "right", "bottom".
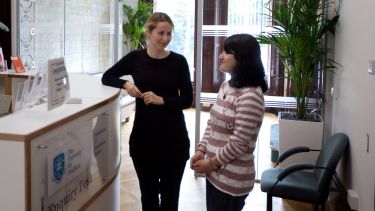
{"left": 277, "top": 163, "right": 314, "bottom": 181}
{"left": 277, "top": 147, "right": 310, "bottom": 163}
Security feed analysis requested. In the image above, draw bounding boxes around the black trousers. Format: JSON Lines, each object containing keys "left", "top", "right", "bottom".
{"left": 206, "top": 179, "right": 249, "bottom": 211}
{"left": 132, "top": 157, "right": 187, "bottom": 211}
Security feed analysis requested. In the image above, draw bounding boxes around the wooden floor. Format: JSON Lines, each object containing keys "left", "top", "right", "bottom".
{"left": 119, "top": 109, "right": 332, "bottom": 211}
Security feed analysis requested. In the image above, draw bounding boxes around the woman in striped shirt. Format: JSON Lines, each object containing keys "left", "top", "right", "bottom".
{"left": 190, "top": 33, "right": 268, "bottom": 211}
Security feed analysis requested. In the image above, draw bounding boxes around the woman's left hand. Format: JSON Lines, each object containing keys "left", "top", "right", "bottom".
{"left": 141, "top": 91, "right": 164, "bottom": 105}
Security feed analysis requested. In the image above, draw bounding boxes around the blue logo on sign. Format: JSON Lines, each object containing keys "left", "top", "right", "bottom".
{"left": 53, "top": 153, "right": 65, "bottom": 182}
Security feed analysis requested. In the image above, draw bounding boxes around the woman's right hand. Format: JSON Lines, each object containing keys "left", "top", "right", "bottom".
{"left": 190, "top": 151, "right": 205, "bottom": 169}
{"left": 123, "top": 81, "right": 142, "bottom": 97}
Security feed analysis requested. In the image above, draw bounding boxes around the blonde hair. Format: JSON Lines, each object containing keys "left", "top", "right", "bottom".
{"left": 144, "top": 12, "right": 174, "bottom": 34}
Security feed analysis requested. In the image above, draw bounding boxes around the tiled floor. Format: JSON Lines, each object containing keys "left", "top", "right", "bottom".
{"left": 119, "top": 109, "right": 329, "bottom": 211}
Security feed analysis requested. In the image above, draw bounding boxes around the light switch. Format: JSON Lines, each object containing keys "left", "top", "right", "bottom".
{"left": 369, "top": 60, "right": 375, "bottom": 75}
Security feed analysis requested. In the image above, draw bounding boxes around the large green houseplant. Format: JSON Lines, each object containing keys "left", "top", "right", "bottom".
{"left": 257, "top": 0, "right": 339, "bottom": 120}
{"left": 0, "top": 21, "right": 9, "bottom": 32}
{"left": 122, "top": 1, "right": 153, "bottom": 52}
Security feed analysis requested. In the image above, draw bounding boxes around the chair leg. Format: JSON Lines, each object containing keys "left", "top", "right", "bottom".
{"left": 321, "top": 202, "right": 325, "bottom": 211}
{"left": 267, "top": 193, "right": 272, "bottom": 211}
{"left": 313, "top": 203, "right": 325, "bottom": 211}
{"left": 313, "top": 204, "right": 319, "bottom": 211}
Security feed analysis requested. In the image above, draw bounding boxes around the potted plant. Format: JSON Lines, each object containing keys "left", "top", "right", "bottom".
{"left": 257, "top": 0, "right": 340, "bottom": 165}
{"left": 0, "top": 21, "right": 9, "bottom": 32}
{"left": 122, "top": 1, "right": 153, "bottom": 52}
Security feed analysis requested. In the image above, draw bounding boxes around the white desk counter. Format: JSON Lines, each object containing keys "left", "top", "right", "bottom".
{"left": 0, "top": 74, "right": 121, "bottom": 211}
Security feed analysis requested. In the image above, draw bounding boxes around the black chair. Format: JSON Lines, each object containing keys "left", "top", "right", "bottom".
{"left": 260, "top": 133, "right": 349, "bottom": 211}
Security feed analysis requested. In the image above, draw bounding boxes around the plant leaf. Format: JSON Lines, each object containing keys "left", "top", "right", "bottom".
{"left": 0, "top": 21, "right": 9, "bottom": 32}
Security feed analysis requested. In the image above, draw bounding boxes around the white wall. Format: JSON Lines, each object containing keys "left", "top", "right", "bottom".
{"left": 333, "top": 0, "right": 375, "bottom": 210}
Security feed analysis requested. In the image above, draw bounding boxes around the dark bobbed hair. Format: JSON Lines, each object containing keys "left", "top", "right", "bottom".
{"left": 224, "top": 34, "right": 268, "bottom": 93}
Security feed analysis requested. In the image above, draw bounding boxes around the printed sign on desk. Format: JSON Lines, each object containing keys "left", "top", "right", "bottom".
{"left": 92, "top": 113, "right": 109, "bottom": 180}
{"left": 35, "top": 122, "right": 95, "bottom": 211}
{"left": 48, "top": 58, "right": 70, "bottom": 110}
{"left": 47, "top": 134, "right": 91, "bottom": 198}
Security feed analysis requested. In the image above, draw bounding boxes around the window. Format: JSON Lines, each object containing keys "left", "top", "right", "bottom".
{"left": 18, "top": 0, "right": 118, "bottom": 74}
{"left": 227, "top": 0, "right": 269, "bottom": 81}
{"left": 153, "top": 0, "right": 196, "bottom": 80}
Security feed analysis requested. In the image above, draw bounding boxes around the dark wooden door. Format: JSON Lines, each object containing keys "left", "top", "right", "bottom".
{"left": 0, "top": 0, "right": 12, "bottom": 67}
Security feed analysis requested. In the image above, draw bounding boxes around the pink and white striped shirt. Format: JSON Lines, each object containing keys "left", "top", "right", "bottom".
{"left": 198, "top": 81, "right": 265, "bottom": 196}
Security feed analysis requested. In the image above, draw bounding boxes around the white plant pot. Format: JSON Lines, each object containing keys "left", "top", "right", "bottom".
{"left": 278, "top": 112, "right": 324, "bottom": 167}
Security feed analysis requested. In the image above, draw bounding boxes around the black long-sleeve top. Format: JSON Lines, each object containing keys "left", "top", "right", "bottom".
{"left": 102, "top": 49, "right": 193, "bottom": 162}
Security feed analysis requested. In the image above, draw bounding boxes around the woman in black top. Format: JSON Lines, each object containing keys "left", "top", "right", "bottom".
{"left": 101, "top": 12, "right": 192, "bottom": 211}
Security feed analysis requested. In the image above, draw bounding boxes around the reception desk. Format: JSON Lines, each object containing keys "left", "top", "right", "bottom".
{"left": 0, "top": 74, "right": 121, "bottom": 211}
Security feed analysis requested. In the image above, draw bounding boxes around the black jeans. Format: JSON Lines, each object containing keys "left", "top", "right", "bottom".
{"left": 206, "top": 179, "right": 248, "bottom": 211}
{"left": 132, "top": 157, "right": 187, "bottom": 211}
